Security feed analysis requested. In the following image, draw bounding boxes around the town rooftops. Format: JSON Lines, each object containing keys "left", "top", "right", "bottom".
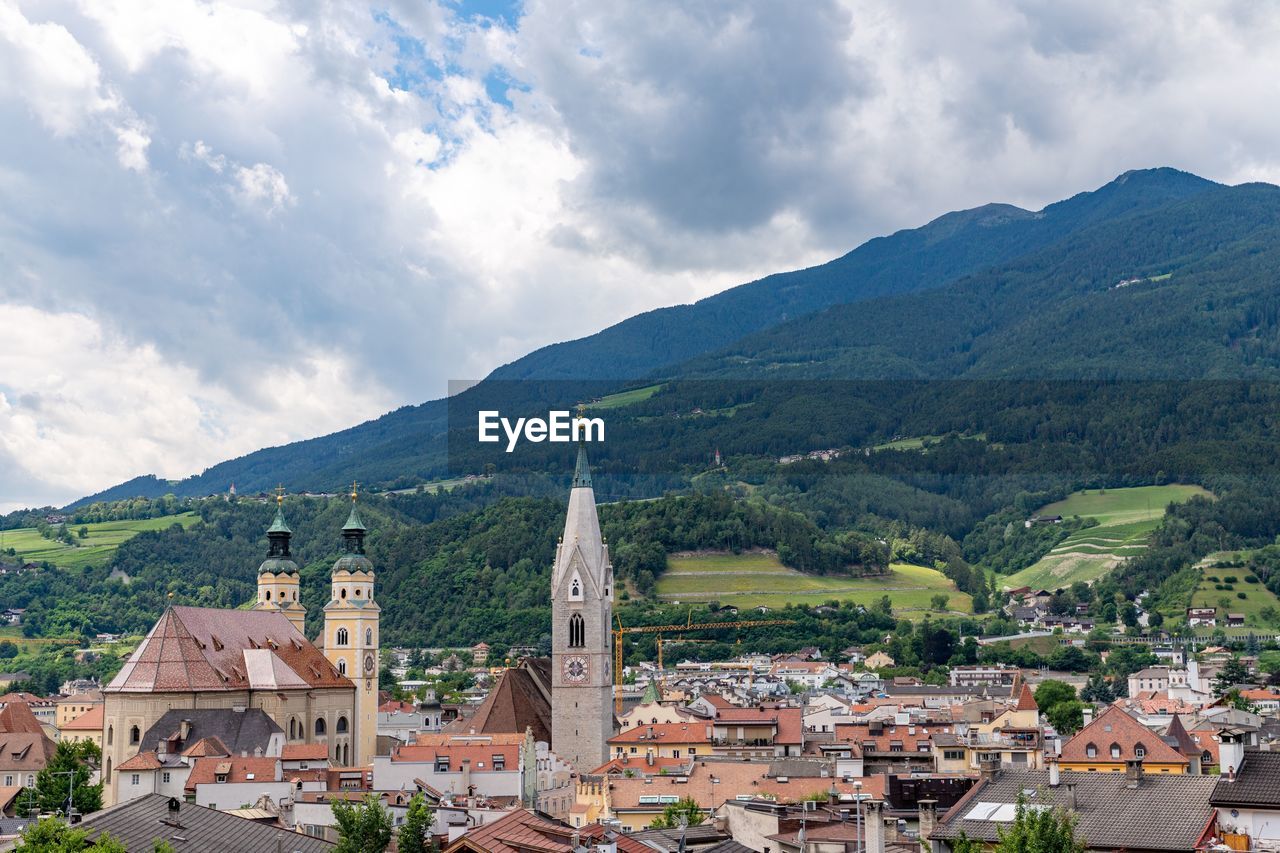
{"left": 932, "top": 768, "right": 1217, "bottom": 852}
{"left": 61, "top": 704, "right": 105, "bottom": 730}
{"left": 282, "top": 742, "right": 329, "bottom": 761}
{"left": 140, "top": 708, "right": 282, "bottom": 758}
{"left": 444, "top": 808, "right": 650, "bottom": 853}
{"left": 609, "top": 722, "right": 712, "bottom": 745}
{"left": 105, "top": 606, "right": 350, "bottom": 692}
{"left": 78, "top": 793, "right": 334, "bottom": 852}
{"left": 185, "top": 755, "right": 282, "bottom": 791}
{"left": 444, "top": 659, "right": 551, "bottom": 744}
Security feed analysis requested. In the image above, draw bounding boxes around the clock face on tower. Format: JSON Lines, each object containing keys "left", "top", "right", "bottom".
{"left": 563, "top": 655, "right": 589, "bottom": 684}
{"left": 364, "top": 653, "right": 376, "bottom": 675}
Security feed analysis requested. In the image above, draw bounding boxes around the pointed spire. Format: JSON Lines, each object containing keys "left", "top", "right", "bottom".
{"left": 572, "top": 443, "right": 592, "bottom": 489}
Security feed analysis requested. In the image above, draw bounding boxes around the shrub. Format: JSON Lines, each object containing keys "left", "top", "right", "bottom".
{"left": 1238, "top": 592, "right": 1248, "bottom": 599}
{"left": 1224, "top": 575, "right": 1239, "bottom": 584}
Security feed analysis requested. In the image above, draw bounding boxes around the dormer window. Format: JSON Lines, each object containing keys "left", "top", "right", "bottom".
{"left": 1086, "top": 743, "right": 1097, "bottom": 758}
{"left": 1135, "top": 743, "right": 1147, "bottom": 758}
{"left": 571, "top": 578, "right": 581, "bottom": 599}
{"left": 1110, "top": 743, "right": 1121, "bottom": 759}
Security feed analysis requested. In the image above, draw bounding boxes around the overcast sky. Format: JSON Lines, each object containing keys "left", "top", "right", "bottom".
{"left": 2, "top": 0, "right": 1279, "bottom": 509}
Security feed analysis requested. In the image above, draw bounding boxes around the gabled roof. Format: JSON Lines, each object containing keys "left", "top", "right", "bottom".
{"left": 1059, "top": 705, "right": 1187, "bottom": 765}
{"left": 62, "top": 705, "right": 105, "bottom": 731}
{"left": 117, "top": 751, "right": 164, "bottom": 771}
{"left": 0, "top": 697, "right": 46, "bottom": 735}
{"left": 1211, "top": 749, "right": 1280, "bottom": 807}
{"left": 932, "top": 768, "right": 1216, "bottom": 852}
{"left": 186, "top": 756, "right": 282, "bottom": 791}
{"left": 608, "top": 722, "right": 711, "bottom": 745}
{"left": 106, "top": 606, "right": 349, "bottom": 692}
{"left": 182, "top": 736, "right": 230, "bottom": 758}
{"left": 444, "top": 807, "right": 650, "bottom": 853}
{"left": 79, "top": 793, "right": 334, "bottom": 852}
{"left": 282, "top": 743, "right": 329, "bottom": 761}
{"left": 1014, "top": 682, "right": 1038, "bottom": 712}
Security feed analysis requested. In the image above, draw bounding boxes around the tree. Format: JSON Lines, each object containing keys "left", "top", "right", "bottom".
{"left": 648, "top": 797, "right": 705, "bottom": 829}
{"left": 1047, "top": 699, "right": 1086, "bottom": 734}
{"left": 398, "top": 793, "right": 435, "bottom": 853}
{"left": 12, "top": 820, "right": 125, "bottom": 852}
{"left": 332, "top": 793, "right": 393, "bottom": 853}
{"left": 931, "top": 594, "right": 950, "bottom": 611}
{"left": 34, "top": 741, "right": 102, "bottom": 817}
{"left": 1214, "top": 656, "right": 1251, "bottom": 693}
{"left": 1033, "top": 680, "right": 1077, "bottom": 716}
{"left": 993, "top": 795, "right": 1085, "bottom": 853}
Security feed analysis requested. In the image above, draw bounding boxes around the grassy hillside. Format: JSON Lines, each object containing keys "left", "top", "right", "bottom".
{"left": 655, "top": 551, "right": 971, "bottom": 615}
{"left": 0, "top": 513, "right": 199, "bottom": 570}
{"left": 1190, "top": 551, "right": 1280, "bottom": 630}
{"left": 1004, "top": 485, "right": 1209, "bottom": 589}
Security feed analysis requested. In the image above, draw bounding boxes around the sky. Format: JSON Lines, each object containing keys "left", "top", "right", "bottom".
{"left": 2, "top": 0, "right": 1280, "bottom": 510}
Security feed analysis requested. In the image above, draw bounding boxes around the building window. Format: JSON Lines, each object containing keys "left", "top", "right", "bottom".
{"left": 1086, "top": 743, "right": 1097, "bottom": 758}
{"left": 131, "top": 774, "right": 140, "bottom": 786}
{"left": 1135, "top": 744, "right": 1146, "bottom": 758}
{"left": 163, "top": 772, "right": 171, "bottom": 783}
{"left": 130, "top": 725, "right": 140, "bottom": 745}
{"left": 688, "top": 748, "right": 697, "bottom": 755}
{"left": 493, "top": 754, "right": 506, "bottom": 771}
{"left": 2, "top": 776, "right": 11, "bottom": 787}
{"left": 436, "top": 756, "right": 450, "bottom": 772}
{"left": 944, "top": 750, "right": 965, "bottom": 761}
{"left": 316, "top": 718, "right": 327, "bottom": 736}
{"left": 338, "top": 659, "right": 347, "bottom": 675}
{"left": 1110, "top": 743, "right": 1121, "bottom": 759}
{"left": 569, "top": 614, "right": 585, "bottom": 648}
{"left": 107, "top": 726, "right": 113, "bottom": 746}
{"left": 337, "top": 716, "right": 349, "bottom": 734}
{"left": 571, "top": 579, "right": 581, "bottom": 598}
{"left": 672, "top": 750, "right": 681, "bottom": 759}
{"left": 336, "top": 628, "right": 349, "bottom": 646}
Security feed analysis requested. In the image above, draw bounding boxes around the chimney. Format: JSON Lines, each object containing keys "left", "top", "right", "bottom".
{"left": 1081, "top": 707, "right": 1093, "bottom": 727}
{"left": 1125, "top": 759, "right": 1144, "bottom": 788}
{"left": 866, "top": 800, "right": 886, "bottom": 853}
{"left": 180, "top": 719, "right": 192, "bottom": 741}
{"left": 979, "top": 757, "right": 1000, "bottom": 782}
{"left": 1065, "top": 782, "right": 1077, "bottom": 812}
{"left": 1220, "top": 731, "right": 1246, "bottom": 779}
{"left": 1047, "top": 758, "right": 1060, "bottom": 787}
{"left": 917, "top": 799, "right": 937, "bottom": 843}
{"left": 461, "top": 759, "right": 472, "bottom": 793}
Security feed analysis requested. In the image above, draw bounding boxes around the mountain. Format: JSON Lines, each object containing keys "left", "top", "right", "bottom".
{"left": 69, "top": 168, "right": 1249, "bottom": 505}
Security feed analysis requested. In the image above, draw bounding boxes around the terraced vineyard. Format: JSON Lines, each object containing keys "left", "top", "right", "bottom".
{"left": 655, "top": 551, "right": 971, "bottom": 615}
{"left": 1003, "top": 485, "right": 1210, "bottom": 590}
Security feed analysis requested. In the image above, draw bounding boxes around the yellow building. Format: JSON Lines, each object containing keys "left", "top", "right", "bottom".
{"left": 1058, "top": 705, "right": 1189, "bottom": 773}
{"left": 60, "top": 705, "right": 104, "bottom": 749}
{"left": 317, "top": 497, "right": 380, "bottom": 768}
{"left": 607, "top": 722, "right": 711, "bottom": 761}
{"left": 56, "top": 693, "right": 103, "bottom": 731}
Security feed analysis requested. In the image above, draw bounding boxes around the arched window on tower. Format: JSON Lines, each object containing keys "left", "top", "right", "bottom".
{"left": 337, "top": 716, "right": 349, "bottom": 734}
{"left": 315, "top": 718, "right": 327, "bottom": 736}
{"left": 265, "top": 590, "right": 271, "bottom": 601}
{"left": 107, "top": 726, "right": 113, "bottom": 746}
{"left": 338, "top": 658, "right": 347, "bottom": 675}
{"left": 336, "top": 628, "right": 349, "bottom": 646}
{"left": 569, "top": 613, "right": 585, "bottom": 648}
{"left": 571, "top": 578, "right": 581, "bottom": 599}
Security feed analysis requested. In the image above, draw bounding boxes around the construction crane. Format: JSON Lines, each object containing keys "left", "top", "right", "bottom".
{"left": 613, "top": 613, "right": 795, "bottom": 713}
{"left": 655, "top": 637, "right": 714, "bottom": 692}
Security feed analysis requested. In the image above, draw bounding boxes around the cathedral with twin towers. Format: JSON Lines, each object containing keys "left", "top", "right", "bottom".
{"left": 101, "top": 446, "right": 615, "bottom": 805}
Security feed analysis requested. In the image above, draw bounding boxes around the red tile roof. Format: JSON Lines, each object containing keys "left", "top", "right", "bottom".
{"left": 106, "top": 606, "right": 350, "bottom": 693}
{"left": 1059, "top": 705, "right": 1187, "bottom": 765}
{"left": 607, "top": 762, "right": 888, "bottom": 812}
{"left": 0, "top": 698, "right": 46, "bottom": 735}
{"left": 833, "top": 722, "right": 952, "bottom": 753}
{"left": 117, "top": 751, "right": 164, "bottom": 771}
{"left": 1014, "top": 683, "right": 1038, "bottom": 712}
{"left": 185, "top": 756, "right": 281, "bottom": 791}
{"left": 608, "top": 723, "right": 711, "bottom": 745}
{"left": 590, "top": 755, "right": 692, "bottom": 775}
{"left": 282, "top": 743, "right": 329, "bottom": 761}
{"left": 181, "top": 737, "right": 230, "bottom": 758}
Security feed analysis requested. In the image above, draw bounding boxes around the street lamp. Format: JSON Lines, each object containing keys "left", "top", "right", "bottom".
{"left": 49, "top": 770, "right": 78, "bottom": 821}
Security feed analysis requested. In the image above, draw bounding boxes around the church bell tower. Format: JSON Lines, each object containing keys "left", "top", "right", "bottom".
{"left": 254, "top": 490, "right": 306, "bottom": 634}
{"left": 321, "top": 484, "right": 380, "bottom": 768}
{"left": 550, "top": 441, "right": 614, "bottom": 771}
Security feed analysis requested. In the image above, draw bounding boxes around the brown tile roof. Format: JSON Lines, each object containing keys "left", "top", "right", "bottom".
{"left": 117, "top": 750, "right": 164, "bottom": 771}
{"left": 282, "top": 743, "right": 329, "bottom": 761}
{"left": 62, "top": 705, "right": 104, "bottom": 731}
{"left": 833, "top": 722, "right": 952, "bottom": 753}
{"left": 0, "top": 698, "right": 46, "bottom": 735}
{"left": 106, "top": 606, "right": 349, "bottom": 693}
{"left": 182, "top": 737, "right": 230, "bottom": 758}
{"left": 607, "top": 761, "right": 887, "bottom": 813}
{"left": 0, "top": 732, "right": 55, "bottom": 772}
{"left": 393, "top": 741, "right": 521, "bottom": 769}
{"left": 445, "top": 808, "right": 649, "bottom": 853}
{"left": 590, "top": 756, "right": 692, "bottom": 775}
{"left": 1014, "top": 683, "right": 1038, "bottom": 711}
{"left": 446, "top": 663, "right": 550, "bottom": 743}
{"left": 1059, "top": 705, "right": 1187, "bottom": 765}
{"left": 609, "top": 722, "right": 711, "bottom": 745}
{"left": 185, "top": 756, "right": 281, "bottom": 791}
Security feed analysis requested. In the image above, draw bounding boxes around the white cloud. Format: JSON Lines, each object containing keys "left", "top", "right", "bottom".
{"left": 2, "top": 0, "right": 1280, "bottom": 504}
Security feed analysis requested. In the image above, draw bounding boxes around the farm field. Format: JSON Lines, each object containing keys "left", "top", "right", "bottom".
{"left": 1189, "top": 551, "right": 1280, "bottom": 630}
{"left": 0, "top": 513, "right": 199, "bottom": 570}
{"left": 0, "top": 624, "right": 77, "bottom": 653}
{"left": 1003, "top": 485, "right": 1210, "bottom": 590}
{"left": 871, "top": 433, "right": 988, "bottom": 452}
{"left": 590, "top": 383, "right": 665, "bottom": 409}
{"left": 656, "top": 551, "right": 971, "bottom": 616}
